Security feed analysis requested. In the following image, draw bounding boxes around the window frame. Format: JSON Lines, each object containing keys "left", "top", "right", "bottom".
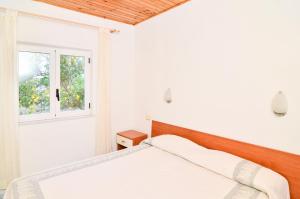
{"left": 55, "top": 49, "right": 91, "bottom": 118}
{"left": 18, "top": 44, "right": 92, "bottom": 123}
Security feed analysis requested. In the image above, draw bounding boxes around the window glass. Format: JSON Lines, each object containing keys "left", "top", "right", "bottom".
{"left": 19, "top": 51, "right": 50, "bottom": 115}
{"left": 60, "top": 55, "right": 85, "bottom": 111}
{"left": 18, "top": 45, "right": 91, "bottom": 122}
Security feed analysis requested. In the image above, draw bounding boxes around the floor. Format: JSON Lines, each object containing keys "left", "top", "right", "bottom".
{"left": 0, "top": 190, "right": 4, "bottom": 199}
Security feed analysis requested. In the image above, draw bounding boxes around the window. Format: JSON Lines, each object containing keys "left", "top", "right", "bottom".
{"left": 19, "top": 51, "right": 51, "bottom": 115}
{"left": 18, "top": 45, "right": 91, "bottom": 122}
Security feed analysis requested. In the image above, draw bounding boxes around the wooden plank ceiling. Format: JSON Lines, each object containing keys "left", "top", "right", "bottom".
{"left": 34, "top": 0, "right": 190, "bottom": 25}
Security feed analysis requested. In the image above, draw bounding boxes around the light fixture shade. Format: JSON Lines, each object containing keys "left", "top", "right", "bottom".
{"left": 272, "top": 91, "right": 288, "bottom": 116}
{"left": 164, "top": 88, "right": 172, "bottom": 104}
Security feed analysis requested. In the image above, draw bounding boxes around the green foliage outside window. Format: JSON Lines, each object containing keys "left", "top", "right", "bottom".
{"left": 19, "top": 52, "right": 50, "bottom": 115}
{"left": 60, "top": 55, "right": 85, "bottom": 111}
{"left": 19, "top": 52, "right": 85, "bottom": 115}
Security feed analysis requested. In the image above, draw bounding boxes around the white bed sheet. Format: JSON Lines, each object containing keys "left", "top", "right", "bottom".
{"left": 39, "top": 147, "right": 239, "bottom": 199}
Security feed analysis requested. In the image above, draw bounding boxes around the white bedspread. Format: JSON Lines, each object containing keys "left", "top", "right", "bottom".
{"left": 5, "top": 135, "right": 289, "bottom": 199}
{"left": 40, "top": 147, "right": 243, "bottom": 199}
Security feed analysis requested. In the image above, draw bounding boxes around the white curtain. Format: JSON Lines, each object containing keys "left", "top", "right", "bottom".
{"left": 95, "top": 29, "right": 112, "bottom": 155}
{"left": 0, "top": 10, "right": 20, "bottom": 189}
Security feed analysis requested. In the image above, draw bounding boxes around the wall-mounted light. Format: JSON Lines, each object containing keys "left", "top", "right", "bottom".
{"left": 164, "top": 88, "right": 172, "bottom": 104}
{"left": 272, "top": 91, "right": 288, "bottom": 117}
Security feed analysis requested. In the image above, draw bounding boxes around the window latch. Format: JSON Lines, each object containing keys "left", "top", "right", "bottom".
{"left": 56, "top": 89, "right": 60, "bottom": 101}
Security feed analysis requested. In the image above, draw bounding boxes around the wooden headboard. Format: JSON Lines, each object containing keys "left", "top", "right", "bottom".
{"left": 152, "top": 121, "right": 300, "bottom": 199}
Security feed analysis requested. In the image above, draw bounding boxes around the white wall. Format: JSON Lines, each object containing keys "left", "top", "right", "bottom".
{"left": 1, "top": 0, "right": 300, "bottom": 176}
{"left": 0, "top": 0, "right": 135, "bottom": 175}
{"left": 135, "top": 0, "right": 300, "bottom": 154}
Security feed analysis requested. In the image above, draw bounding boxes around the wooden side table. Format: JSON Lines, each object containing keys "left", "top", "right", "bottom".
{"left": 116, "top": 130, "right": 148, "bottom": 150}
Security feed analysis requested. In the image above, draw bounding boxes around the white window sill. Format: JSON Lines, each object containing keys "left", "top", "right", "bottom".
{"left": 19, "top": 114, "right": 94, "bottom": 126}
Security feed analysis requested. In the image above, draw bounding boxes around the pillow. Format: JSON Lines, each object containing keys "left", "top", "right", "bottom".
{"left": 144, "top": 135, "right": 289, "bottom": 199}
{"left": 143, "top": 134, "right": 207, "bottom": 154}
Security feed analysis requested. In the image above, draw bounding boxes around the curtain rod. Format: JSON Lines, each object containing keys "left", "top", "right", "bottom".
{"left": 0, "top": 6, "right": 120, "bottom": 34}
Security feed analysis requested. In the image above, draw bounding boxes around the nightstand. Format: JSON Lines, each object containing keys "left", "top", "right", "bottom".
{"left": 117, "top": 130, "right": 148, "bottom": 150}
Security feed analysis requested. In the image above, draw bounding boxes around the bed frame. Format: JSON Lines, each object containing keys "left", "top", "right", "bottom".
{"left": 151, "top": 120, "right": 300, "bottom": 199}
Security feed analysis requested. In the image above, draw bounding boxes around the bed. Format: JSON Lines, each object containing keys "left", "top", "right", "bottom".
{"left": 5, "top": 121, "right": 299, "bottom": 199}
